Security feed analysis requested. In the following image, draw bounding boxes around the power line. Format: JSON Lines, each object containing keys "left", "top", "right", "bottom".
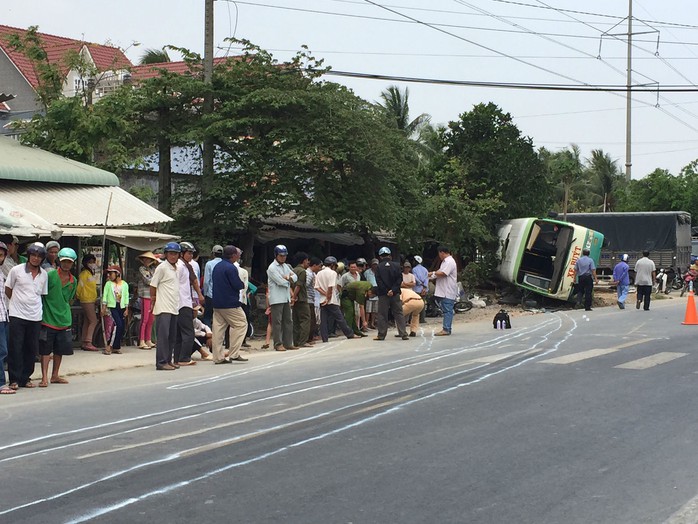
{"left": 489, "top": 0, "right": 698, "bottom": 30}
{"left": 320, "top": 69, "right": 698, "bottom": 92}
{"left": 359, "top": 0, "right": 596, "bottom": 89}
{"left": 219, "top": 1, "right": 698, "bottom": 47}
{"left": 215, "top": 45, "right": 698, "bottom": 60}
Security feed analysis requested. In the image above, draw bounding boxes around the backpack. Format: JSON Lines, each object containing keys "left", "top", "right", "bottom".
{"left": 493, "top": 309, "right": 512, "bottom": 329}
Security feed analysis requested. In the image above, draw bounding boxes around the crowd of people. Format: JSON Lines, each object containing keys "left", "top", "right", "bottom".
{"left": 0, "top": 234, "right": 460, "bottom": 392}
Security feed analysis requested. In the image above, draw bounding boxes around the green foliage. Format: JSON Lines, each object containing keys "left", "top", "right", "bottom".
{"left": 139, "top": 48, "right": 171, "bottom": 65}
{"left": 128, "top": 184, "right": 156, "bottom": 203}
{"left": 405, "top": 103, "right": 549, "bottom": 257}
{"left": 443, "top": 103, "right": 551, "bottom": 223}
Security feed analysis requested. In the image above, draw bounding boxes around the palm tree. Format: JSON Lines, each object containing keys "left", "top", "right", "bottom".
{"left": 379, "top": 85, "right": 435, "bottom": 163}
{"left": 139, "top": 48, "right": 171, "bottom": 65}
{"left": 379, "top": 85, "right": 431, "bottom": 138}
{"left": 586, "top": 149, "right": 622, "bottom": 212}
{"left": 546, "top": 144, "right": 584, "bottom": 220}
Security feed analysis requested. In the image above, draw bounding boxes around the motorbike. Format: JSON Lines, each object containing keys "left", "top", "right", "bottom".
{"left": 654, "top": 268, "right": 684, "bottom": 294}
{"left": 680, "top": 268, "right": 698, "bottom": 297}
{"left": 425, "top": 283, "right": 474, "bottom": 317}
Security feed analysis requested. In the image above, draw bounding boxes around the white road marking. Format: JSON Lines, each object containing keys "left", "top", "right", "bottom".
{"left": 538, "top": 339, "right": 654, "bottom": 364}
{"left": 469, "top": 352, "right": 522, "bottom": 363}
{"left": 614, "top": 352, "right": 687, "bottom": 370}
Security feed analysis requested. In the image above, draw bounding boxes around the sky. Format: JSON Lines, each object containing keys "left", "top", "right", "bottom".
{"left": 5, "top": 0, "right": 698, "bottom": 179}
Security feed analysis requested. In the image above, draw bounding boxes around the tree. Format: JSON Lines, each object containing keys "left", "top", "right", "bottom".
{"left": 159, "top": 42, "right": 419, "bottom": 259}
{"left": 442, "top": 102, "right": 551, "bottom": 226}
{"left": 615, "top": 168, "right": 683, "bottom": 212}
{"left": 139, "top": 48, "right": 171, "bottom": 65}
{"left": 586, "top": 149, "right": 624, "bottom": 212}
{"left": 379, "top": 85, "right": 430, "bottom": 138}
{"left": 378, "top": 85, "right": 435, "bottom": 164}
{"left": 544, "top": 144, "right": 586, "bottom": 220}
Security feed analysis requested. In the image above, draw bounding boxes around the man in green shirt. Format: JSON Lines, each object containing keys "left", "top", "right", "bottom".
{"left": 39, "top": 248, "right": 78, "bottom": 387}
{"left": 342, "top": 280, "right": 374, "bottom": 337}
{"left": 291, "top": 252, "right": 311, "bottom": 347}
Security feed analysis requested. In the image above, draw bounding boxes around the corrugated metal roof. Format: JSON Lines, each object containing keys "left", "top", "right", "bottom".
{"left": 0, "top": 182, "right": 172, "bottom": 227}
{"left": 61, "top": 227, "right": 179, "bottom": 251}
{"left": 0, "top": 137, "right": 119, "bottom": 185}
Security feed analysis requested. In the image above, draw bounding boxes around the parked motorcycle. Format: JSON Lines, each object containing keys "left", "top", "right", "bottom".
{"left": 680, "top": 268, "right": 698, "bottom": 297}
{"left": 425, "top": 283, "right": 474, "bottom": 317}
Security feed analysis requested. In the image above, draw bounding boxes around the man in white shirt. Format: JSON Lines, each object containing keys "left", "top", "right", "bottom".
{"left": 150, "top": 242, "right": 182, "bottom": 370}
{"left": 634, "top": 250, "right": 656, "bottom": 311}
{"left": 315, "top": 256, "right": 355, "bottom": 343}
{"left": 429, "top": 245, "right": 458, "bottom": 336}
{"left": 5, "top": 243, "right": 49, "bottom": 388}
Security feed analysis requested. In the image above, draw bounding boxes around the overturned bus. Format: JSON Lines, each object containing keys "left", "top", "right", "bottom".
{"left": 496, "top": 217, "right": 605, "bottom": 302}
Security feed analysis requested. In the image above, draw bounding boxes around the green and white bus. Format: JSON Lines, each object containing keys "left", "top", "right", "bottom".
{"left": 496, "top": 217, "right": 605, "bottom": 302}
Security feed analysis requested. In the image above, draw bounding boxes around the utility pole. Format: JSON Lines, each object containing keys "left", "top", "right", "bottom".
{"left": 625, "top": 0, "right": 633, "bottom": 181}
{"left": 202, "top": 0, "right": 215, "bottom": 238}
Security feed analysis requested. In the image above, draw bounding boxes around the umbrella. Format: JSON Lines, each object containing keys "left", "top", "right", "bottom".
{"left": 0, "top": 198, "right": 62, "bottom": 238}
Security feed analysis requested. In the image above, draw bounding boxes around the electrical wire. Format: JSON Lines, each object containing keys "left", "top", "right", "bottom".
{"left": 534, "top": 0, "right": 698, "bottom": 132}
{"left": 218, "top": 0, "right": 698, "bottom": 47}
{"left": 319, "top": 70, "right": 698, "bottom": 92}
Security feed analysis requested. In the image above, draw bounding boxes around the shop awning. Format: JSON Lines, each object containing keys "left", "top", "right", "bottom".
{"left": 61, "top": 228, "right": 180, "bottom": 251}
{"left": 0, "top": 182, "right": 172, "bottom": 227}
{"left": 0, "top": 136, "right": 118, "bottom": 186}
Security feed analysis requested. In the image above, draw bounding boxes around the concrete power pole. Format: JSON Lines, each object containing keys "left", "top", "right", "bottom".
{"left": 202, "top": 0, "right": 215, "bottom": 237}
{"left": 625, "top": 0, "right": 633, "bottom": 181}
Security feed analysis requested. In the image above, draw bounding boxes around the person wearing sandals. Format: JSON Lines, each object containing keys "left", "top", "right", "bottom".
{"left": 266, "top": 245, "right": 298, "bottom": 351}
{"left": 38, "top": 248, "right": 78, "bottom": 387}
{"left": 101, "top": 266, "right": 129, "bottom": 355}
{"left": 136, "top": 251, "right": 158, "bottom": 349}
{"left": 211, "top": 245, "right": 248, "bottom": 364}
{"left": 0, "top": 242, "right": 13, "bottom": 395}
{"left": 76, "top": 254, "right": 100, "bottom": 351}
{"left": 5, "top": 243, "right": 49, "bottom": 390}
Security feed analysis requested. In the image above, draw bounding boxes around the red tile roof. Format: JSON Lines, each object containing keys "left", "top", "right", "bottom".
{"left": 0, "top": 25, "right": 132, "bottom": 89}
{"left": 130, "top": 57, "right": 238, "bottom": 81}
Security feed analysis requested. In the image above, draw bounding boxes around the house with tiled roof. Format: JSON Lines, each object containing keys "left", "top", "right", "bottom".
{"left": 129, "top": 56, "right": 233, "bottom": 82}
{"left": 0, "top": 24, "right": 133, "bottom": 116}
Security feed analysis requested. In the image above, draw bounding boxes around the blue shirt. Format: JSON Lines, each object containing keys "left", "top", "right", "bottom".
{"left": 211, "top": 259, "right": 243, "bottom": 309}
{"left": 412, "top": 264, "right": 429, "bottom": 294}
{"left": 613, "top": 261, "right": 630, "bottom": 286}
{"left": 574, "top": 255, "right": 596, "bottom": 277}
{"left": 203, "top": 257, "right": 222, "bottom": 298}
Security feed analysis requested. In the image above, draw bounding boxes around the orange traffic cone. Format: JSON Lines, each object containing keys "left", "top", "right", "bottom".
{"left": 682, "top": 291, "right": 698, "bottom": 325}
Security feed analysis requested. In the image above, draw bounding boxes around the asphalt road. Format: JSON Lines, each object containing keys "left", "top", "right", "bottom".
{"left": 3, "top": 297, "right": 698, "bottom": 523}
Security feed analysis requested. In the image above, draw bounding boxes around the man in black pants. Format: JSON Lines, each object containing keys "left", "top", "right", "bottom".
{"left": 374, "top": 247, "right": 409, "bottom": 341}
{"left": 572, "top": 248, "right": 598, "bottom": 311}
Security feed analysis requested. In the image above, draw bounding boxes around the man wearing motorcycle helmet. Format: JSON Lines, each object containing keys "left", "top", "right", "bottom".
{"left": 38, "top": 247, "right": 78, "bottom": 386}
{"left": 267, "top": 245, "right": 298, "bottom": 351}
{"left": 375, "top": 247, "right": 409, "bottom": 341}
{"left": 612, "top": 253, "right": 630, "bottom": 309}
{"left": 174, "top": 241, "right": 204, "bottom": 367}
{"left": 5, "top": 242, "right": 49, "bottom": 389}
{"left": 150, "top": 242, "right": 182, "bottom": 370}
{"left": 42, "top": 240, "right": 61, "bottom": 270}
{"left": 0, "top": 241, "right": 11, "bottom": 393}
